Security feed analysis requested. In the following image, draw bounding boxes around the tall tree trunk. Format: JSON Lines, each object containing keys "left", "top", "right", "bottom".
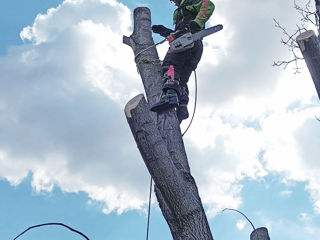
{"left": 123, "top": 7, "right": 213, "bottom": 240}
{"left": 315, "top": 0, "right": 320, "bottom": 34}
{"left": 296, "top": 30, "right": 320, "bottom": 100}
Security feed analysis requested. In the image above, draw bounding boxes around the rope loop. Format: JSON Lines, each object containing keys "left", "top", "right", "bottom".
{"left": 13, "top": 223, "right": 90, "bottom": 240}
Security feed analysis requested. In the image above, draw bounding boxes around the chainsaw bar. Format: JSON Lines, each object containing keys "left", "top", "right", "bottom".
{"left": 169, "top": 24, "right": 223, "bottom": 53}
{"left": 192, "top": 24, "right": 223, "bottom": 41}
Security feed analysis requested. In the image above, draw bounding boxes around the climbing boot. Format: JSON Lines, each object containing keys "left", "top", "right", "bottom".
{"left": 176, "top": 105, "right": 189, "bottom": 123}
{"left": 150, "top": 89, "right": 179, "bottom": 112}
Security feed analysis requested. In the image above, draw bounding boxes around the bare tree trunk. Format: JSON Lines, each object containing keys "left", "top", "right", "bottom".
{"left": 250, "top": 227, "right": 270, "bottom": 240}
{"left": 123, "top": 7, "right": 213, "bottom": 240}
{"left": 296, "top": 30, "right": 320, "bottom": 100}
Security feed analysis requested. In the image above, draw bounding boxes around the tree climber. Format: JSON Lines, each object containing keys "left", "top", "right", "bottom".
{"left": 150, "top": 0, "right": 215, "bottom": 123}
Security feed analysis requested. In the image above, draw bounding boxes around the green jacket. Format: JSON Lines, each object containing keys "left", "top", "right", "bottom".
{"left": 173, "top": 0, "right": 215, "bottom": 30}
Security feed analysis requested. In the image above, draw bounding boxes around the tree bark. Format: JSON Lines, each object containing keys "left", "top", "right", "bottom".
{"left": 250, "top": 227, "right": 270, "bottom": 240}
{"left": 315, "top": 0, "right": 320, "bottom": 33}
{"left": 296, "top": 30, "right": 320, "bottom": 100}
{"left": 123, "top": 7, "right": 213, "bottom": 240}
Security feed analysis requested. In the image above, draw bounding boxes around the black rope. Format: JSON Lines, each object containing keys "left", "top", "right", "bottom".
{"left": 13, "top": 222, "right": 90, "bottom": 240}
{"left": 146, "top": 177, "right": 153, "bottom": 240}
{"left": 182, "top": 70, "right": 198, "bottom": 137}
{"left": 222, "top": 208, "right": 256, "bottom": 230}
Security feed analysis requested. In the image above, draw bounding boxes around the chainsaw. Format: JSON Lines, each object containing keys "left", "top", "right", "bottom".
{"left": 168, "top": 24, "right": 223, "bottom": 53}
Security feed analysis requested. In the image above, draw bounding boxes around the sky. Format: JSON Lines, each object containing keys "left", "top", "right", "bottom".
{"left": 1, "top": 0, "right": 320, "bottom": 239}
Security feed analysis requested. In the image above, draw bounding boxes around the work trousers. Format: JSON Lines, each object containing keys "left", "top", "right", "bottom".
{"left": 162, "top": 40, "right": 203, "bottom": 106}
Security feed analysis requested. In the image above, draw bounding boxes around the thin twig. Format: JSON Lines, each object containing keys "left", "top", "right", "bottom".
{"left": 273, "top": 18, "right": 305, "bottom": 73}
{"left": 295, "top": 0, "right": 317, "bottom": 25}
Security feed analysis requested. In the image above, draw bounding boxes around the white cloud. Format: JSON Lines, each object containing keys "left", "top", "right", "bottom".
{"left": 236, "top": 219, "right": 247, "bottom": 231}
{"left": 257, "top": 215, "right": 320, "bottom": 240}
{"left": 304, "top": 226, "right": 316, "bottom": 234}
{"left": 280, "top": 190, "right": 293, "bottom": 197}
{"left": 183, "top": 0, "right": 320, "bottom": 216}
{"left": 197, "top": 0, "right": 309, "bottom": 106}
{"left": 0, "top": 0, "right": 148, "bottom": 214}
{"left": 262, "top": 108, "right": 320, "bottom": 213}
{"left": 299, "top": 212, "right": 310, "bottom": 222}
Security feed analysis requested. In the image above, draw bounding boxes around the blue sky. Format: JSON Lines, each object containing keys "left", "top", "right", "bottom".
{"left": 0, "top": 0, "right": 63, "bottom": 55}
{"left": 2, "top": 173, "right": 320, "bottom": 239}
{"left": 1, "top": 0, "right": 320, "bottom": 239}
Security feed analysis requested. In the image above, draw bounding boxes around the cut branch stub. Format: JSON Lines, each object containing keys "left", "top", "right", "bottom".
{"left": 123, "top": 8, "right": 153, "bottom": 48}
{"left": 250, "top": 227, "right": 270, "bottom": 240}
{"left": 296, "top": 30, "right": 320, "bottom": 99}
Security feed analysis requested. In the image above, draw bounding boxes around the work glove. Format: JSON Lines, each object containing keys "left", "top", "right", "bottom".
{"left": 152, "top": 25, "right": 174, "bottom": 37}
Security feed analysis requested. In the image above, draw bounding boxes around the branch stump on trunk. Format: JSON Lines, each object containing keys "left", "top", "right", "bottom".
{"left": 250, "top": 227, "right": 270, "bottom": 240}
{"left": 297, "top": 30, "right": 320, "bottom": 100}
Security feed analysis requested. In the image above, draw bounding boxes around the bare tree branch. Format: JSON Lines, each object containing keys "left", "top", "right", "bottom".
{"left": 274, "top": 0, "right": 320, "bottom": 73}
{"left": 295, "top": 0, "right": 318, "bottom": 26}
{"left": 273, "top": 18, "right": 305, "bottom": 73}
